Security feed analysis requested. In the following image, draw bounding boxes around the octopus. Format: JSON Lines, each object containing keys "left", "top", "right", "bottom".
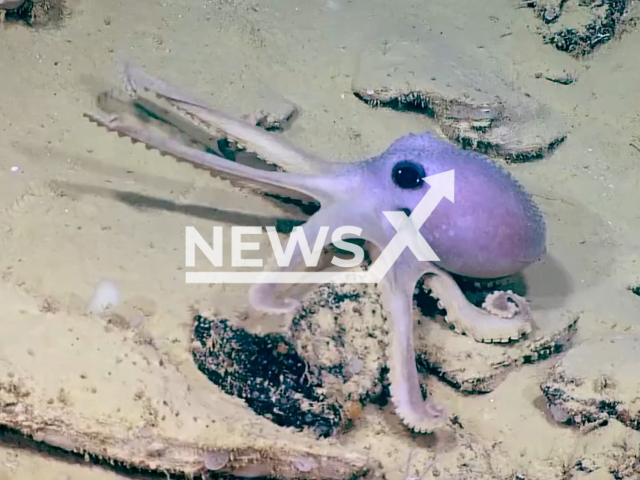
{"left": 84, "top": 60, "right": 547, "bottom": 434}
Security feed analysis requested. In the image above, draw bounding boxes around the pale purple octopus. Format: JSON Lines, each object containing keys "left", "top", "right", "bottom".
{"left": 85, "top": 61, "right": 546, "bottom": 433}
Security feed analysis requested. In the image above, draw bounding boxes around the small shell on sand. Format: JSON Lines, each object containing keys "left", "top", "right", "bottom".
{"left": 87, "top": 279, "right": 121, "bottom": 315}
{"left": 203, "top": 450, "right": 229, "bottom": 471}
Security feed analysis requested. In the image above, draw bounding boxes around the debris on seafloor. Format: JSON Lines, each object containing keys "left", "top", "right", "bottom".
{"left": 541, "top": 333, "right": 640, "bottom": 433}
{"left": 192, "top": 280, "right": 579, "bottom": 435}
{"left": 2, "top": 0, "right": 68, "bottom": 26}
{"left": 0, "top": 284, "right": 374, "bottom": 480}
{"left": 535, "top": 70, "right": 578, "bottom": 85}
{"left": 523, "top": 0, "right": 637, "bottom": 57}
{"left": 352, "top": 40, "right": 568, "bottom": 163}
{"left": 191, "top": 284, "right": 389, "bottom": 438}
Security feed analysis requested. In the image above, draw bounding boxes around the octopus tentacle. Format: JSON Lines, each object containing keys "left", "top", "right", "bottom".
{"left": 83, "top": 111, "right": 339, "bottom": 204}
{"left": 117, "top": 59, "right": 335, "bottom": 175}
{"left": 482, "top": 290, "right": 528, "bottom": 319}
{"left": 380, "top": 255, "right": 448, "bottom": 432}
{"left": 248, "top": 203, "right": 362, "bottom": 314}
{"left": 425, "top": 267, "right": 532, "bottom": 343}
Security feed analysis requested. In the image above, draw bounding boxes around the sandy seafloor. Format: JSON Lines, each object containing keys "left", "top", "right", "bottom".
{"left": 0, "top": 0, "right": 640, "bottom": 479}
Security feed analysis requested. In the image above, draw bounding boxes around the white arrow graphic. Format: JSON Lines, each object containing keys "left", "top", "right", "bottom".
{"left": 364, "top": 169, "right": 455, "bottom": 283}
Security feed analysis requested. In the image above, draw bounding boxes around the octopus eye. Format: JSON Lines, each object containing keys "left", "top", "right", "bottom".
{"left": 391, "top": 161, "right": 425, "bottom": 190}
